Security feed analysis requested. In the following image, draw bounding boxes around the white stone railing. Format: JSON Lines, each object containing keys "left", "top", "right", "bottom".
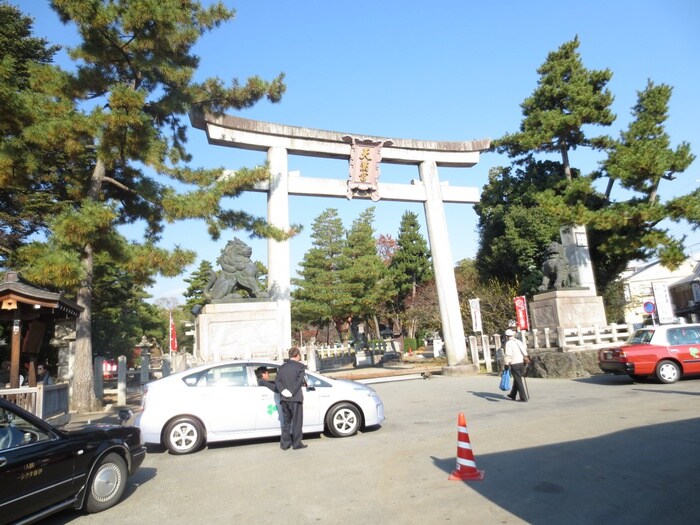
{"left": 86, "top": 324, "right": 634, "bottom": 394}
{"left": 467, "top": 323, "right": 633, "bottom": 373}
{"left": 301, "top": 344, "right": 356, "bottom": 372}
{"left": 525, "top": 323, "right": 633, "bottom": 351}
{"left": 0, "top": 383, "right": 70, "bottom": 424}
{"left": 300, "top": 341, "right": 403, "bottom": 372}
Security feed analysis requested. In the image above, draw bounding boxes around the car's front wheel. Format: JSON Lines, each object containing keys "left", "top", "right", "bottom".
{"left": 325, "top": 403, "right": 361, "bottom": 437}
{"left": 85, "top": 453, "right": 127, "bottom": 513}
{"left": 165, "top": 417, "right": 205, "bottom": 454}
{"left": 655, "top": 360, "right": 681, "bottom": 384}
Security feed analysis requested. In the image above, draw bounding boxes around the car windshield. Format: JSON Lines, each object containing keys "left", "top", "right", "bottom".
{"left": 0, "top": 407, "right": 52, "bottom": 450}
{"left": 306, "top": 374, "right": 331, "bottom": 388}
{"left": 628, "top": 329, "right": 655, "bottom": 344}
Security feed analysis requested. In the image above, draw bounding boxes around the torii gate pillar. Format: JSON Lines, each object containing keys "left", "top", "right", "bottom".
{"left": 420, "top": 160, "right": 466, "bottom": 364}
{"left": 267, "top": 146, "right": 292, "bottom": 351}
{"left": 191, "top": 112, "right": 490, "bottom": 370}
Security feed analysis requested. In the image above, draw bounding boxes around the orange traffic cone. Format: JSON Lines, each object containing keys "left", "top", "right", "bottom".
{"left": 448, "top": 412, "right": 485, "bottom": 481}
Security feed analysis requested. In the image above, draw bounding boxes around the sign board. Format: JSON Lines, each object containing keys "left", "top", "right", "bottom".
{"left": 513, "top": 296, "right": 530, "bottom": 331}
{"left": 643, "top": 301, "right": 656, "bottom": 314}
{"left": 468, "top": 298, "right": 483, "bottom": 333}
{"left": 345, "top": 136, "right": 392, "bottom": 201}
{"left": 651, "top": 282, "right": 675, "bottom": 324}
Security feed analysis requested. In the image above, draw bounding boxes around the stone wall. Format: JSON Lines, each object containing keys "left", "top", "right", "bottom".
{"left": 526, "top": 349, "right": 602, "bottom": 379}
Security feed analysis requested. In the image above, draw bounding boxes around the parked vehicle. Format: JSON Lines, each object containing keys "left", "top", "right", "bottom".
{"left": 598, "top": 323, "right": 700, "bottom": 384}
{"left": 136, "top": 360, "right": 385, "bottom": 455}
{"left": 0, "top": 398, "right": 146, "bottom": 523}
{"left": 102, "top": 359, "right": 118, "bottom": 380}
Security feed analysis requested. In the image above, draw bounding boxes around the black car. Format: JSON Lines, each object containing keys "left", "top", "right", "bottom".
{"left": 0, "top": 398, "right": 146, "bottom": 524}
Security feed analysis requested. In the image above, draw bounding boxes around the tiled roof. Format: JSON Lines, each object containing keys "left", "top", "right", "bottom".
{"left": 0, "top": 271, "right": 82, "bottom": 317}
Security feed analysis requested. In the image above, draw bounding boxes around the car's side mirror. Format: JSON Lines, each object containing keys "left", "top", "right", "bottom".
{"left": 118, "top": 409, "right": 132, "bottom": 425}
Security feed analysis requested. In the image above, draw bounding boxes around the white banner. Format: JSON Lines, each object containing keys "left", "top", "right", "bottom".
{"left": 652, "top": 282, "right": 675, "bottom": 324}
{"left": 469, "top": 298, "right": 483, "bottom": 333}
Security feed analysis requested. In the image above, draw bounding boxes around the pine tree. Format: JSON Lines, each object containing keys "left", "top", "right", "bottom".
{"left": 478, "top": 37, "right": 696, "bottom": 298}
{"left": 536, "top": 81, "right": 695, "bottom": 282}
{"left": 339, "top": 207, "right": 391, "bottom": 339}
{"left": 183, "top": 260, "right": 215, "bottom": 313}
{"left": 0, "top": 3, "right": 64, "bottom": 267}
{"left": 592, "top": 81, "right": 695, "bottom": 273}
{"left": 388, "top": 211, "right": 432, "bottom": 337}
{"left": 91, "top": 245, "right": 164, "bottom": 360}
{"left": 7, "top": 2, "right": 288, "bottom": 412}
{"left": 292, "top": 209, "right": 353, "bottom": 340}
{"left": 497, "top": 36, "right": 615, "bottom": 180}
{"left": 475, "top": 162, "right": 564, "bottom": 292}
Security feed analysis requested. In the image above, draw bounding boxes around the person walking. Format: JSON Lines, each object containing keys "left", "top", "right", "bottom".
{"left": 276, "top": 347, "right": 307, "bottom": 450}
{"left": 504, "top": 329, "right": 530, "bottom": 402}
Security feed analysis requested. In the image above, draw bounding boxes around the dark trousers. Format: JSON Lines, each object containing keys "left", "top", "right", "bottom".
{"left": 280, "top": 401, "right": 304, "bottom": 448}
{"left": 508, "top": 363, "right": 528, "bottom": 401}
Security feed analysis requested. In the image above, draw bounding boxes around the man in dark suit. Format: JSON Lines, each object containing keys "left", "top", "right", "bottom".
{"left": 276, "top": 347, "right": 307, "bottom": 450}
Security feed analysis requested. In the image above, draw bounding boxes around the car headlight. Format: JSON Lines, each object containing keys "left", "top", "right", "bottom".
{"left": 353, "top": 386, "right": 378, "bottom": 397}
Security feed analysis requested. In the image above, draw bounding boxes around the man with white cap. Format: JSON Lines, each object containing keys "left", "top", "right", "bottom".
{"left": 504, "top": 329, "right": 530, "bottom": 402}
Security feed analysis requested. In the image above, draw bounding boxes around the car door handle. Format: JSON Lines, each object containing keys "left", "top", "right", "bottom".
{"left": 0, "top": 457, "right": 6, "bottom": 467}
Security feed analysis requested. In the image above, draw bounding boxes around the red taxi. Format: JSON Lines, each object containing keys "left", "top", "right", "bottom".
{"left": 598, "top": 323, "right": 700, "bottom": 384}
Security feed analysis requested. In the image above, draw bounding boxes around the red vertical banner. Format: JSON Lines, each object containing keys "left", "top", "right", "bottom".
{"left": 169, "top": 312, "right": 178, "bottom": 353}
{"left": 513, "top": 296, "right": 530, "bottom": 331}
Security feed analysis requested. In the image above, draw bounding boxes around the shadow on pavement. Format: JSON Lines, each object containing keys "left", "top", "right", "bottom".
{"left": 467, "top": 390, "right": 511, "bottom": 402}
{"left": 573, "top": 374, "right": 636, "bottom": 385}
{"left": 433, "top": 417, "right": 700, "bottom": 524}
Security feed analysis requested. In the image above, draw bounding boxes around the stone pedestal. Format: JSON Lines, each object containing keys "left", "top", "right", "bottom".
{"left": 194, "top": 301, "right": 284, "bottom": 362}
{"left": 530, "top": 289, "right": 607, "bottom": 329}
{"left": 441, "top": 364, "right": 479, "bottom": 376}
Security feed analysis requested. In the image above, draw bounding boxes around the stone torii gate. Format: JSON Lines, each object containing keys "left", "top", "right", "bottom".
{"left": 191, "top": 111, "right": 490, "bottom": 371}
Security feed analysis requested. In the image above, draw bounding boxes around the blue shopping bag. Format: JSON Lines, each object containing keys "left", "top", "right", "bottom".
{"left": 499, "top": 368, "right": 511, "bottom": 391}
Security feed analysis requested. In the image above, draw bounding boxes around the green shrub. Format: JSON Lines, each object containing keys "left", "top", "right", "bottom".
{"left": 404, "top": 338, "right": 418, "bottom": 353}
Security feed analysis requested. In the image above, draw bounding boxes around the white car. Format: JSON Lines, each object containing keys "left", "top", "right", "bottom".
{"left": 135, "top": 360, "right": 385, "bottom": 454}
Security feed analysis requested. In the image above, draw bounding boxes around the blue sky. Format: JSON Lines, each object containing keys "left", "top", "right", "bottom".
{"left": 20, "top": 1, "right": 700, "bottom": 303}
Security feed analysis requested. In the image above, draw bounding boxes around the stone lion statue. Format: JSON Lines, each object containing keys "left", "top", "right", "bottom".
{"left": 204, "top": 238, "right": 267, "bottom": 302}
{"left": 539, "top": 241, "right": 573, "bottom": 291}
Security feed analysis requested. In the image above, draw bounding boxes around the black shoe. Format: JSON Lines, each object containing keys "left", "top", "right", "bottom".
{"left": 292, "top": 443, "right": 308, "bottom": 450}
{"left": 281, "top": 445, "right": 290, "bottom": 450}
{"left": 518, "top": 399, "right": 528, "bottom": 402}
{"left": 506, "top": 395, "right": 516, "bottom": 401}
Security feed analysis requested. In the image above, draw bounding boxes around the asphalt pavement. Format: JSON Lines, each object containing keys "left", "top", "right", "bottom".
{"left": 54, "top": 371, "right": 700, "bottom": 525}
